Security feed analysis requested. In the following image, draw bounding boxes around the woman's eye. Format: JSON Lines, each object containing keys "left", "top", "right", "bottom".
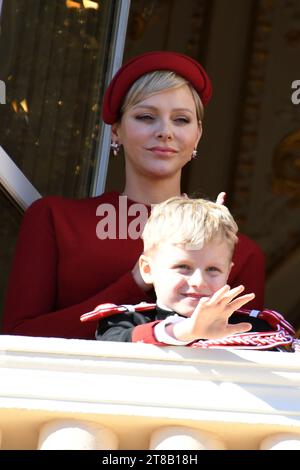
{"left": 135, "top": 114, "right": 154, "bottom": 121}
{"left": 174, "top": 117, "right": 190, "bottom": 124}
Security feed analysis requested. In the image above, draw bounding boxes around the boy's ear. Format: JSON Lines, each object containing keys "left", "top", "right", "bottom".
{"left": 139, "top": 254, "right": 154, "bottom": 284}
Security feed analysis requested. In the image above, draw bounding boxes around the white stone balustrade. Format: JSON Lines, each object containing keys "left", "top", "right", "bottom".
{"left": 149, "top": 426, "right": 227, "bottom": 450}
{"left": 38, "top": 419, "right": 119, "bottom": 450}
{"left": 260, "top": 433, "right": 300, "bottom": 450}
{"left": 0, "top": 334, "right": 300, "bottom": 450}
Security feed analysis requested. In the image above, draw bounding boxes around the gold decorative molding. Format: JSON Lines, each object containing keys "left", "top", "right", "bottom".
{"left": 126, "top": 0, "right": 159, "bottom": 42}
{"left": 185, "top": 0, "right": 209, "bottom": 57}
{"left": 272, "top": 129, "right": 300, "bottom": 206}
{"left": 231, "top": 0, "right": 274, "bottom": 224}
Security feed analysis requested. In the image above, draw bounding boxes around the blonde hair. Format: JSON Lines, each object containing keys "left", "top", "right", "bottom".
{"left": 120, "top": 71, "right": 204, "bottom": 122}
{"left": 142, "top": 196, "right": 238, "bottom": 254}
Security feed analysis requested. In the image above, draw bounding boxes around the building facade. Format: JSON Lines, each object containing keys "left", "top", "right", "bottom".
{"left": 1, "top": 0, "right": 300, "bottom": 330}
{"left": 0, "top": 0, "right": 300, "bottom": 451}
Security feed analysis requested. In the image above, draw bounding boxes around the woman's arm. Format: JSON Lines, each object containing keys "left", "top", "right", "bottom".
{"left": 215, "top": 193, "right": 265, "bottom": 309}
{"left": 229, "top": 233, "right": 265, "bottom": 310}
{"left": 2, "top": 198, "right": 152, "bottom": 339}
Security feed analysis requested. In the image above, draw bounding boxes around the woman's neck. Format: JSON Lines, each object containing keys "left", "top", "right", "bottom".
{"left": 122, "top": 174, "right": 182, "bottom": 204}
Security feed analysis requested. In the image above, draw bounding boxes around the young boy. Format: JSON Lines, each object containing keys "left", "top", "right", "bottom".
{"left": 94, "top": 196, "right": 271, "bottom": 346}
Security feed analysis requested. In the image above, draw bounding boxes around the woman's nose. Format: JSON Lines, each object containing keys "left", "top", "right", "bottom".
{"left": 155, "top": 121, "right": 173, "bottom": 140}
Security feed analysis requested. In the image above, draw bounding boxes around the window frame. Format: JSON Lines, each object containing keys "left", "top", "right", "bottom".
{"left": 0, "top": 0, "right": 131, "bottom": 210}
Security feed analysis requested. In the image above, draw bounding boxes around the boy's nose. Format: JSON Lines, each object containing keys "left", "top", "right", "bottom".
{"left": 189, "top": 269, "right": 206, "bottom": 287}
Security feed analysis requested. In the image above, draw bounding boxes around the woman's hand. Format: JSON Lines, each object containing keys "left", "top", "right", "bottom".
{"left": 216, "top": 192, "right": 226, "bottom": 205}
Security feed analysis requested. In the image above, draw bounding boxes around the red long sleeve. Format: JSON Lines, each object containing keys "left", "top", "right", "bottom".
{"left": 2, "top": 192, "right": 153, "bottom": 338}
{"left": 2, "top": 191, "right": 265, "bottom": 339}
{"left": 229, "top": 233, "right": 265, "bottom": 309}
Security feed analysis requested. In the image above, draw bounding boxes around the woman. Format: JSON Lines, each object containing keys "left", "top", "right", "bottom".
{"left": 2, "top": 51, "right": 265, "bottom": 339}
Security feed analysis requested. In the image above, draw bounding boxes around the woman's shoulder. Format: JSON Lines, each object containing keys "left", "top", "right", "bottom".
{"left": 26, "top": 191, "right": 121, "bottom": 213}
{"left": 236, "top": 232, "right": 265, "bottom": 260}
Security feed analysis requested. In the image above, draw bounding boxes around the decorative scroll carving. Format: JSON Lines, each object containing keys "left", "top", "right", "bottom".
{"left": 272, "top": 129, "right": 300, "bottom": 206}
{"left": 231, "top": 0, "right": 274, "bottom": 224}
{"left": 230, "top": 0, "right": 300, "bottom": 275}
{"left": 126, "top": 1, "right": 159, "bottom": 42}
{"left": 125, "top": 0, "right": 208, "bottom": 59}
{"left": 185, "top": 0, "right": 209, "bottom": 57}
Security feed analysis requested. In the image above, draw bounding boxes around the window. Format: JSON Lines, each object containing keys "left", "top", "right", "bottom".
{"left": 0, "top": 0, "right": 130, "bottom": 325}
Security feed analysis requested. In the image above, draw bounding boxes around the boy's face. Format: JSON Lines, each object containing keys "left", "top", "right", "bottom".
{"left": 140, "top": 238, "right": 233, "bottom": 317}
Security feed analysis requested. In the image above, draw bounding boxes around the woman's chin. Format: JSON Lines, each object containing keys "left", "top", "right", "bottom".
{"left": 141, "top": 160, "right": 189, "bottom": 179}
{"left": 144, "top": 167, "right": 177, "bottom": 179}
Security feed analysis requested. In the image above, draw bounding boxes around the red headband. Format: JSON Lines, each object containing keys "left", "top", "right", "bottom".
{"left": 102, "top": 51, "right": 212, "bottom": 124}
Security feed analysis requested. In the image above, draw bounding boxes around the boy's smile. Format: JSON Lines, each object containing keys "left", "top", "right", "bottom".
{"left": 141, "top": 239, "right": 233, "bottom": 317}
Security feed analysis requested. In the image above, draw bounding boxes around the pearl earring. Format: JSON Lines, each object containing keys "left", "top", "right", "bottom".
{"left": 111, "top": 141, "right": 120, "bottom": 157}
{"left": 192, "top": 149, "right": 198, "bottom": 159}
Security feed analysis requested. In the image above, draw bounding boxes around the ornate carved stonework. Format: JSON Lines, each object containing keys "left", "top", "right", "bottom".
{"left": 272, "top": 129, "right": 300, "bottom": 206}
{"left": 124, "top": 0, "right": 208, "bottom": 60}
{"left": 231, "top": 0, "right": 300, "bottom": 276}
{"left": 223, "top": 0, "right": 300, "bottom": 325}
{"left": 231, "top": 0, "right": 274, "bottom": 225}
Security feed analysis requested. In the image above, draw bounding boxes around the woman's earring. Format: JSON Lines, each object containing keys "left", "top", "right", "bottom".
{"left": 111, "top": 141, "right": 120, "bottom": 157}
{"left": 192, "top": 148, "right": 198, "bottom": 159}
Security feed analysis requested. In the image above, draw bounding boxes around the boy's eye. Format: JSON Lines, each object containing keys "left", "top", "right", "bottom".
{"left": 174, "top": 264, "right": 191, "bottom": 272}
{"left": 207, "top": 266, "right": 222, "bottom": 274}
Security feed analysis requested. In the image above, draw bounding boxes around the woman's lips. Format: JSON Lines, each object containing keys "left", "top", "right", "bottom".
{"left": 147, "top": 146, "right": 177, "bottom": 155}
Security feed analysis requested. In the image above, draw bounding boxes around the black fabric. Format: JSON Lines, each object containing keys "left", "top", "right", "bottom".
{"left": 95, "top": 306, "right": 270, "bottom": 343}
{"left": 95, "top": 305, "right": 173, "bottom": 342}
{"left": 229, "top": 313, "right": 270, "bottom": 332}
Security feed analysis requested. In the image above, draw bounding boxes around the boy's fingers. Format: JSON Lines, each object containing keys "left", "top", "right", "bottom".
{"left": 196, "top": 286, "right": 255, "bottom": 315}
{"left": 208, "top": 284, "right": 245, "bottom": 306}
{"left": 222, "top": 285, "right": 245, "bottom": 302}
{"left": 194, "top": 295, "right": 211, "bottom": 313}
{"left": 207, "top": 284, "right": 231, "bottom": 303}
{"left": 227, "top": 322, "right": 252, "bottom": 335}
{"left": 226, "top": 293, "right": 255, "bottom": 312}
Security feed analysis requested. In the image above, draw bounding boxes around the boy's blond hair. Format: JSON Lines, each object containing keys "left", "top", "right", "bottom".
{"left": 142, "top": 196, "right": 238, "bottom": 254}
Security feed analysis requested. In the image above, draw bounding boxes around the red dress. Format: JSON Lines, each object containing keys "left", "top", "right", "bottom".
{"left": 2, "top": 191, "right": 265, "bottom": 339}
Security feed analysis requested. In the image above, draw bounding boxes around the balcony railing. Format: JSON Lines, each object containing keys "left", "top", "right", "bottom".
{"left": 0, "top": 334, "right": 300, "bottom": 450}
